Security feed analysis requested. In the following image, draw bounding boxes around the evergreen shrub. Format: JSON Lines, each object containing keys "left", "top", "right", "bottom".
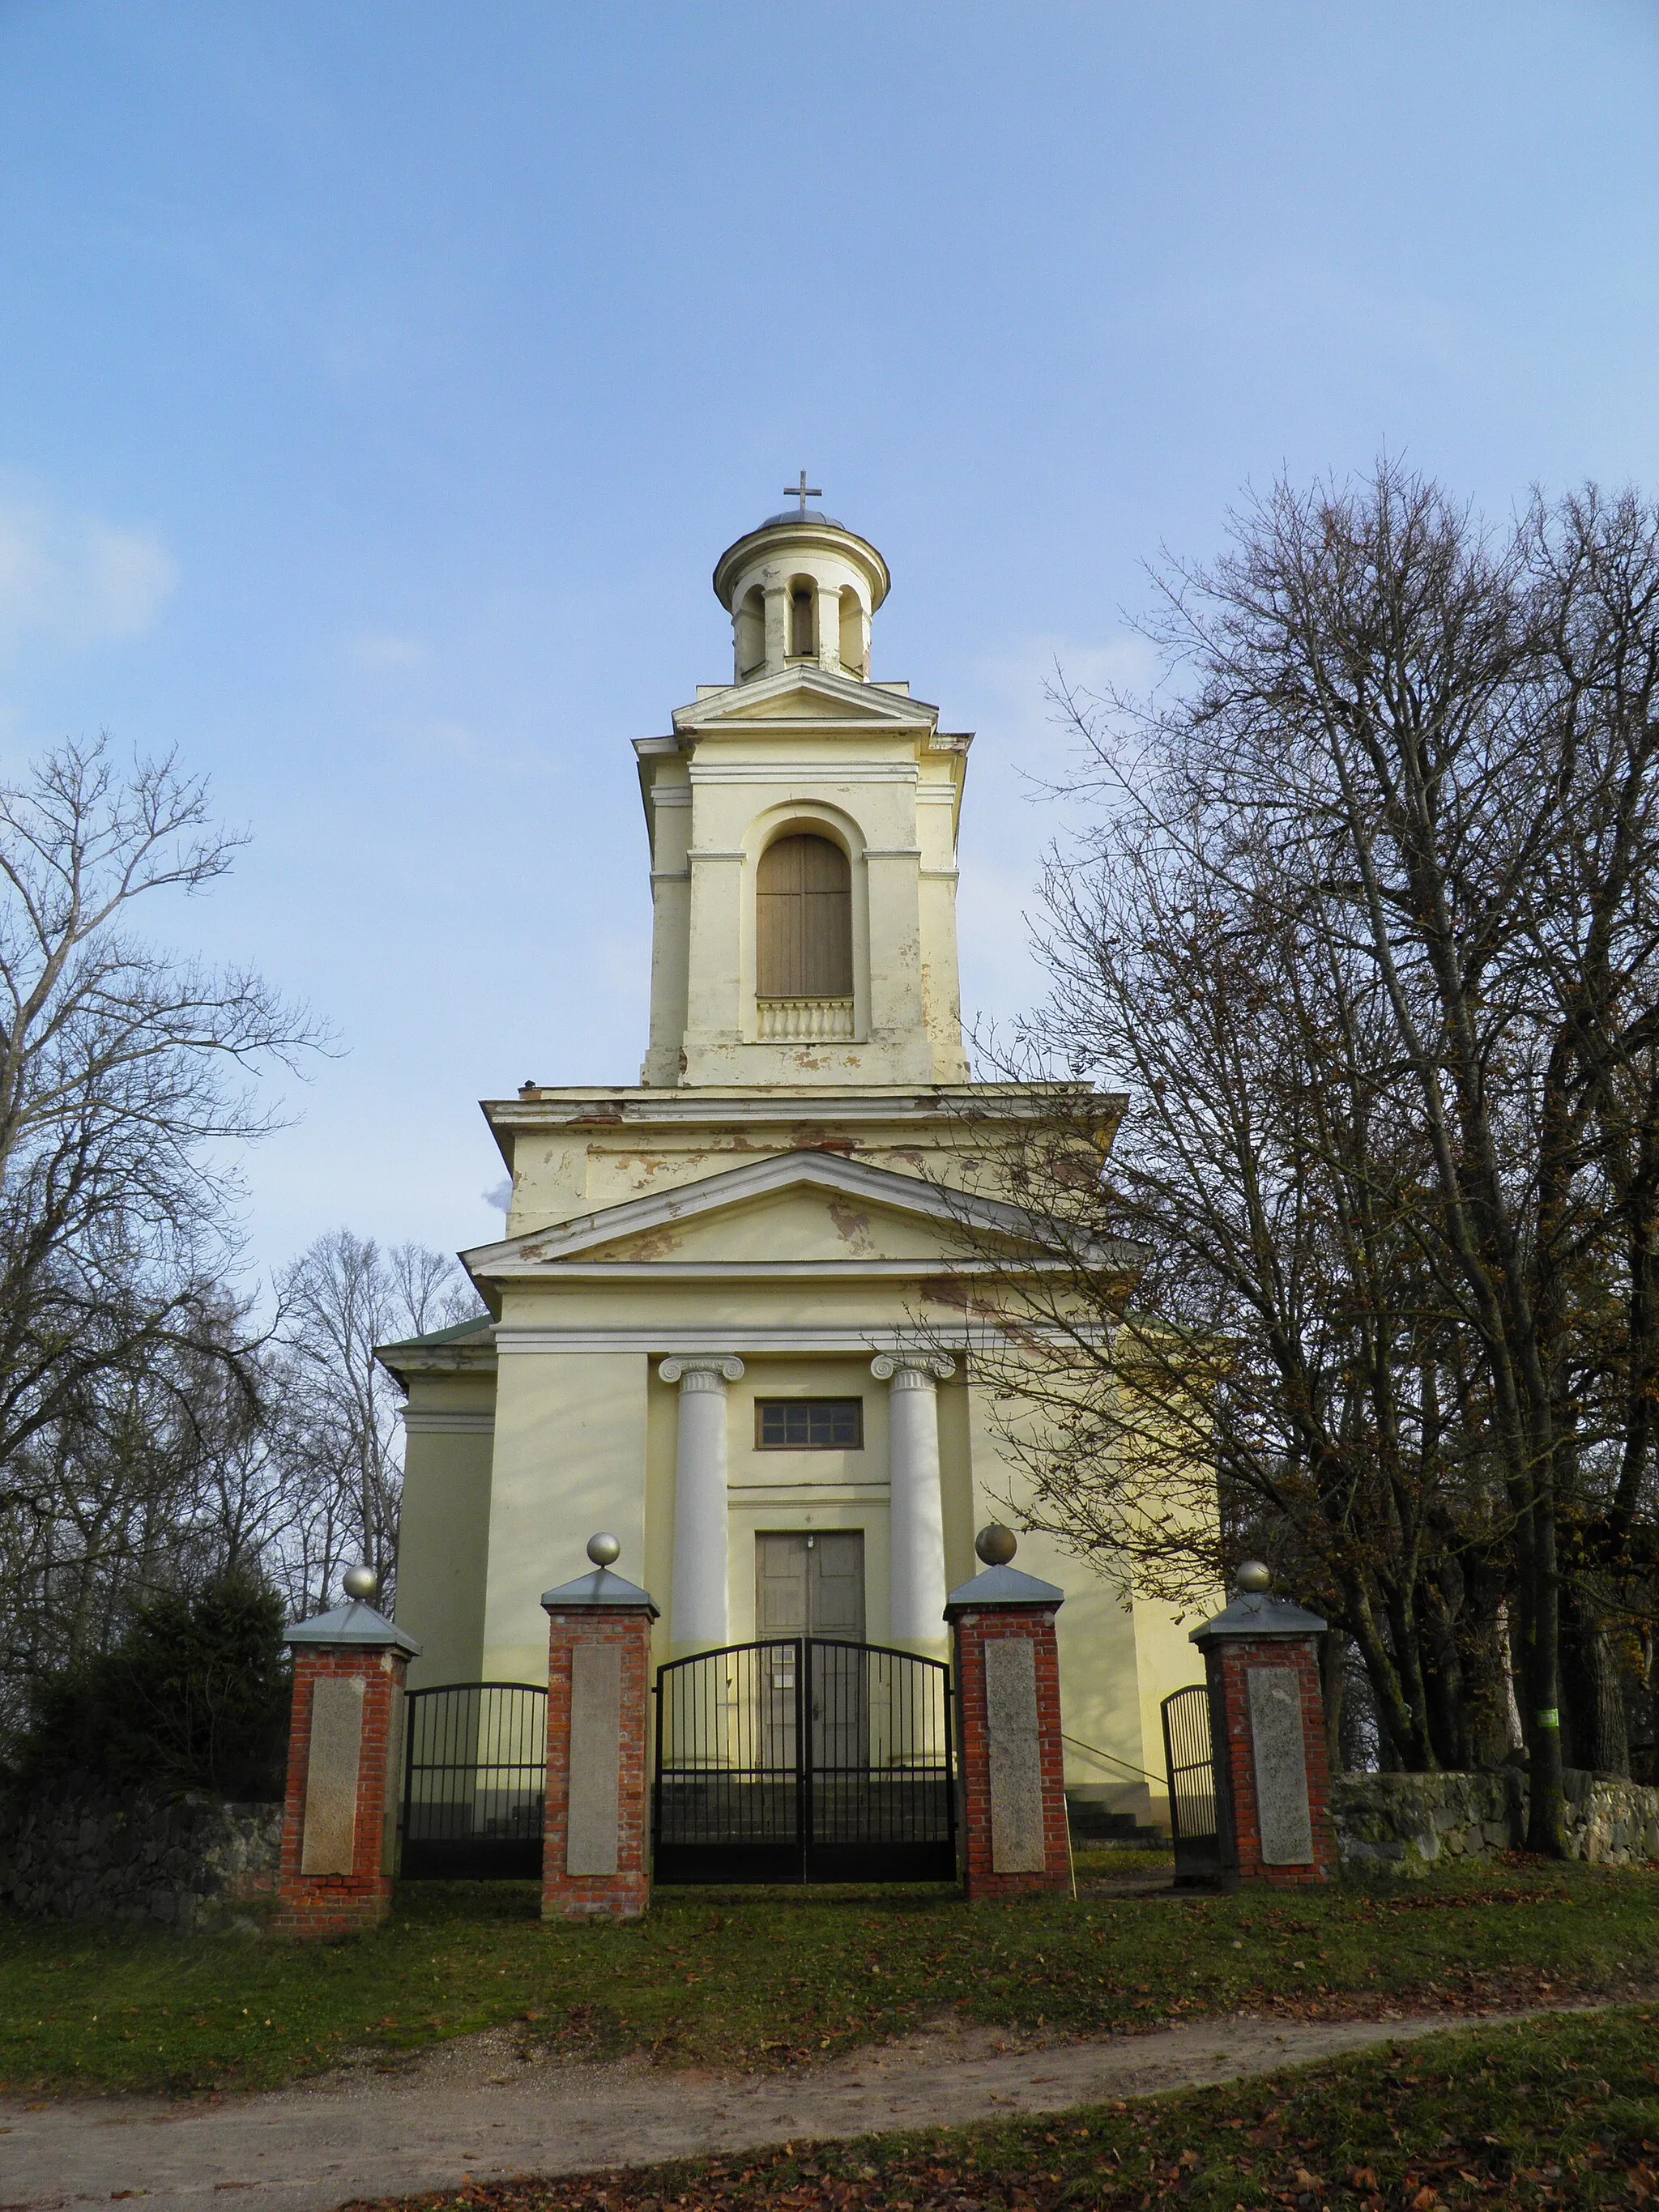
{"left": 14, "top": 1577, "right": 292, "bottom": 1800}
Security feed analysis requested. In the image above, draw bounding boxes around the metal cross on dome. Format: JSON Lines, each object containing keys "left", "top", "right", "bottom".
{"left": 786, "top": 469, "right": 821, "bottom": 515}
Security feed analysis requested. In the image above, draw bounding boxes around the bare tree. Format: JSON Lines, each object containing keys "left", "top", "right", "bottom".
{"left": 0, "top": 737, "right": 322, "bottom": 1746}
{"left": 964, "top": 467, "right": 1659, "bottom": 1851}
{"left": 0, "top": 735, "right": 318, "bottom": 1503}
{"left": 273, "top": 1230, "right": 481, "bottom": 1609}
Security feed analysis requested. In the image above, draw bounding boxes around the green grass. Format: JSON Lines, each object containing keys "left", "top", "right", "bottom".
{"left": 340, "top": 2007, "right": 1659, "bottom": 2210}
{"left": 3, "top": 1860, "right": 1657, "bottom": 2100}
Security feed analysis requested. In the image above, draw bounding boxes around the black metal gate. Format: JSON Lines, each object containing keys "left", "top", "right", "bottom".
{"left": 653, "top": 1639, "right": 955, "bottom": 1884}
{"left": 1162, "top": 1681, "right": 1225, "bottom": 1887}
{"left": 401, "top": 1682, "right": 547, "bottom": 1880}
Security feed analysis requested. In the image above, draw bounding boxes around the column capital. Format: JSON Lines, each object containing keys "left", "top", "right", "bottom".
{"left": 659, "top": 1355, "right": 744, "bottom": 1390}
{"left": 871, "top": 1350, "right": 955, "bottom": 1389}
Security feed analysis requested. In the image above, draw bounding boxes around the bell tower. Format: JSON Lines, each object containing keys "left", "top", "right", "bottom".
{"left": 636, "top": 489, "right": 972, "bottom": 1089}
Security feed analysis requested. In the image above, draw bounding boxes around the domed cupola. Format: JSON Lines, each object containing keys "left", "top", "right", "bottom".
{"left": 713, "top": 474, "right": 890, "bottom": 684}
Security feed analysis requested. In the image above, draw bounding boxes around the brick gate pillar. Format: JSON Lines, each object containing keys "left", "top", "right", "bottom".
{"left": 945, "top": 1527, "right": 1070, "bottom": 1901}
{"left": 1191, "top": 1562, "right": 1339, "bottom": 1887}
{"left": 275, "top": 1566, "right": 420, "bottom": 1940}
{"left": 541, "top": 1534, "right": 659, "bottom": 1922}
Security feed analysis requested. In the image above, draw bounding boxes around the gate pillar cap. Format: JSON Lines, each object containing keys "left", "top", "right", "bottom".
{"left": 285, "top": 1598, "right": 421, "bottom": 1655}
{"left": 945, "top": 1562, "right": 1064, "bottom": 1615}
{"left": 1189, "top": 1588, "right": 1326, "bottom": 1644}
{"left": 541, "top": 1565, "right": 659, "bottom": 1617}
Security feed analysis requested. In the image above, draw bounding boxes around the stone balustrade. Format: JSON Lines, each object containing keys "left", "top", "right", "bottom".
{"left": 755, "top": 995, "right": 855, "bottom": 1041}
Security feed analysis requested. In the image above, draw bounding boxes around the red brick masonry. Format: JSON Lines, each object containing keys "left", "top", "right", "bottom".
{"left": 542, "top": 1605, "right": 654, "bottom": 1921}
{"left": 1205, "top": 1634, "right": 1339, "bottom": 1886}
{"left": 952, "top": 1605, "right": 1071, "bottom": 1901}
{"left": 274, "top": 1646, "right": 408, "bottom": 1939}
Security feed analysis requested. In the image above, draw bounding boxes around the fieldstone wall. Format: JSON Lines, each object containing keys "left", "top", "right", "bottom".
{"left": 0, "top": 1779, "right": 282, "bottom": 1929}
{"left": 1332, "top": 1767, "right": 1659, "bottom": 1874}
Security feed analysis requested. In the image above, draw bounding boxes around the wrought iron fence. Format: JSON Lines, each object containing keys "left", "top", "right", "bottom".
{"left": 655, "top": 1639, "right": 955, "bottom": 1883}
{"left": 1161, "top": 1681, "right": 1224, "bottom": 1887}
{"left": 401, "top": 1681, "right": 547, "bottom": 1880}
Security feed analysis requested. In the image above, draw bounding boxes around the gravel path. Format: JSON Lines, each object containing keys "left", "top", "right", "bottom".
{"left": 0, "top": 2006, "right": 1577, "bottom": 2212}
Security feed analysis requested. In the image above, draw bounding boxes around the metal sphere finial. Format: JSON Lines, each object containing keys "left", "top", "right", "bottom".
{"left": 975, "top": 1524, "right": 1018, "bottom": 1567}
{"left": 343, "top": 1563, "right": 378, "bottom": 1602}
{"left": 586, "top": 1532, "right": 621, "bottom": 1567}
{"left": 1235, "top": 1559, "right": 1273, "bottom": 1596}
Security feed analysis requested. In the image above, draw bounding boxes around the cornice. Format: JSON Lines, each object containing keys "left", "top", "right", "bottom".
{"left": 493, "top": 1257, "right": 1077, "bottom": 1281}
{"left": 712, "top": 518, "right": 891, "bottom": 609}
{"left": 484, "top": 1082, "right": 1121, "bottom": 1131}
{"left": 493, "top": 1322, "right": 1113, "bottom": 1354}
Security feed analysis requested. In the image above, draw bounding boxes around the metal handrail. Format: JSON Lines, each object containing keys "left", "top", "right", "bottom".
{"left": 1060, "top": 1728, "right": 1165, "bottom": 1788}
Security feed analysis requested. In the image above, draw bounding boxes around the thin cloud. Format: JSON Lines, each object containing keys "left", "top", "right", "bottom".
{"left": 349, "top": 631, "right": 430, "bottom": 671}
{"left": 0, "top": 498, "right": 177, "bottom": 648}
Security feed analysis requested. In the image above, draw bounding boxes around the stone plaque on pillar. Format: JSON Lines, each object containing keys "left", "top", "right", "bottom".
{"left": 299, "top": 1675, "right": 365, "bottom": 1876}
{"left": 984, "top": 1637, "right": 1044, "bottom": 1873}
{"left": 276, "top": 1570, "right": 420, "bottom": 1940}
{"left": 946, "top": 1528, "right": 1071, "bottom": 1900}
{"left": 567, "top": 1643, "right": 623, "bottom": 1877}
{"left": 1247, "top": 1668, "right": 1314, "bottom": 1865}
{"left": 542, "top": 1536, "right": 659, "bottom": 1921}
{"left": 1190, "top": 1565, "right": 1338, "bottom": 1887}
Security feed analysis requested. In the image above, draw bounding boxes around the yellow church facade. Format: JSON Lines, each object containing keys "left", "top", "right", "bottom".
{"left": 382, "top": 496, "right": 1201, "bottom": 1831}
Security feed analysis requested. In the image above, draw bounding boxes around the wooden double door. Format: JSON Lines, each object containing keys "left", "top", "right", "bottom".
{"left": 756, "top": 1532, "right": 865, "bottom": 1773}
{"left": 756, "top": 1531, "right": 865, "bottom": 1639}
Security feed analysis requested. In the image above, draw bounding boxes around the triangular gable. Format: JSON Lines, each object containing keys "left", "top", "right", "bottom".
{"left": 462, "top": 1149, "right": 1142, "bottom": 1281}
{"left": 672, "top": 664, "right": 939, "bottom": 735}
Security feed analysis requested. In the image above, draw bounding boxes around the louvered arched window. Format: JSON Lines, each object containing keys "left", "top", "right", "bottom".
{"left": 756, "top": 833, "right": 852, "bottom": 999}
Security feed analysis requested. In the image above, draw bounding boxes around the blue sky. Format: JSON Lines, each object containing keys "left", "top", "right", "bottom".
{"left": 1, "top": 1, "right": 1656, "bottom": 1282}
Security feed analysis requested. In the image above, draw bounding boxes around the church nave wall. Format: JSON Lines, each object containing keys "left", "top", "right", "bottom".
{"left": 480, "top": 1349, "right": 650, "bottom": 1686}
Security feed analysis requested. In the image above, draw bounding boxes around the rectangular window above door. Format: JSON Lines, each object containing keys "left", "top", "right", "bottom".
{"left": 756, "top": 1398, "right": 864, "bottom": 1450}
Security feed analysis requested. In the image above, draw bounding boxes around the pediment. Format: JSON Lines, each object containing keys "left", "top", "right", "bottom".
{"left": 463, "top": 1149, "right": 1144, "bottom": 1283}
{"left": 576, "top": 1186, "right": 965, "bottom": 1267}
{"left": 674, "top": 666, "right": 938, "bottom": 735}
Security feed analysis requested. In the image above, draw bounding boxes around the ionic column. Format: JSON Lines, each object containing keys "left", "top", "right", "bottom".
{"left": 659, "top": 1355, "right": 744, "bottom": 1653}
{"left": 872, "top": 1352, "right": 955, "bottom": 1650}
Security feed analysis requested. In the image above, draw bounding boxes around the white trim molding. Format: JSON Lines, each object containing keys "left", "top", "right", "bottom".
{"left": 492, "top": 1323, "right": 1113, "bottom": 1355}
{"left": 400, "top": 1410, "right": 497, "bottom": 1434}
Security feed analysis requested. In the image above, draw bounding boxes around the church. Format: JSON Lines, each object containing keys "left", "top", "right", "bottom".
{"left": 381, "top": 489, "right": 1201, "bottom": 1833}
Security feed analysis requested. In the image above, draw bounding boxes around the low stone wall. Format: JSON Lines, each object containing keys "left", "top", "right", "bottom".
{"left": 1332, "top": 1767, "right": 1659, "bottom": 1874}
{"left": 0, "top": 1779, "right": 282, "bottom": 1929}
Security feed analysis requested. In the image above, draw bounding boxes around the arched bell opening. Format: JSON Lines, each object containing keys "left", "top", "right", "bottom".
{"left": 735, "top": 586, "right": 766, "bottom": 682}
{"left": 787, "top": 577, "right": 817, "bottom": 661}
{"left": 838, "top": 586, "right": 868, "bottom": 680}
{"left": 755, "top": 830, "right": 855, "bottom": 1041}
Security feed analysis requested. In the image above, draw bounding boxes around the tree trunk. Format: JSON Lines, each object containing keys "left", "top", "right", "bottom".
{"left": 1560, "top": 1583, "right": 1631, "bottom": 1777}
{"left": 1520, "top": 1498, "right": 1567, "bottom": 1852}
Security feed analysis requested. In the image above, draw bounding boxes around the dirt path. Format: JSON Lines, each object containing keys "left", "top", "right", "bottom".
{"left": 0, "top": 2006, "right": 1586, "bottom": 2212}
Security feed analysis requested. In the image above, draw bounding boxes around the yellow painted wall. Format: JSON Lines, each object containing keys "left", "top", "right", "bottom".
{"left": 480, "top": 1349, "right": 650, "bottom": 1684}
{"left": 965, "top": 1377, "right": 1180, "bottom": 1830}
{"left": 396, "top": 1410, "right": 494, "bottom": 1693}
